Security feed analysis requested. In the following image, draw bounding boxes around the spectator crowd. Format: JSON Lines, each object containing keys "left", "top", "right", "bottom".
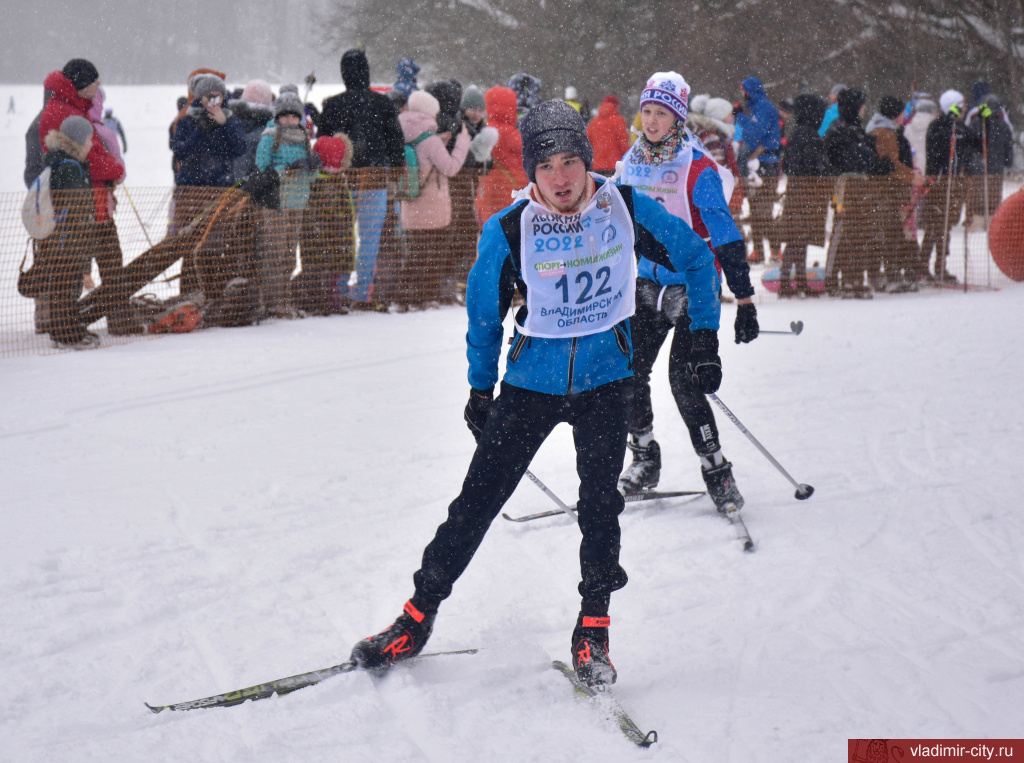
{"left": 20, "top": 53, "right": 1021, "bottom": 347}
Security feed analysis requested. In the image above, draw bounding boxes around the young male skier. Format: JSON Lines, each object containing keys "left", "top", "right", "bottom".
{"left": 348, "top": 100, "right": 723, "bottom": 687}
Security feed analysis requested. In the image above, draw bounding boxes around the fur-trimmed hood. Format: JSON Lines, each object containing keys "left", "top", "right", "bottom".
{"left": 232, "top": 99, "right": 274, "bottom": 130}
{"left": 687, "top": 111, "right": 734, "bottom": 140}
{"left": 44, "top": 129, "right": 91, "bottom": 162}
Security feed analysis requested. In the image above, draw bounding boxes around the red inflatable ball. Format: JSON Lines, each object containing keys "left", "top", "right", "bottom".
{"left": 989, "top": 187, "right": 1024, "bottom": 281}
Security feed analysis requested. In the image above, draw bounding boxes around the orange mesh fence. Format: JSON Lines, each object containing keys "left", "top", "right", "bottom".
{"left": 742, "top": 173, "right": 1024, "bottom": 298}
{"left": 2, "top": 169, "right": 1022, "bottom": 357}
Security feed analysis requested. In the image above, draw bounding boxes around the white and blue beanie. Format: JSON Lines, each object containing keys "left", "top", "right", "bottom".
{"left": 640, "top": 72, "right": 690, "bottom": 123}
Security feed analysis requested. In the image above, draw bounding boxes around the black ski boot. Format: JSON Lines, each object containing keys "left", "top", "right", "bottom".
{"left": 702, "top": 458, "right": 745, "bottom": 514}
{"left": 619, "top": 436, "right": 661, "bottom": 495}
{"left": 350, "top": 600, "right": 436, "bottom": 673}
{"left": 572, "top": 614, "right": 616, "bottom": 688}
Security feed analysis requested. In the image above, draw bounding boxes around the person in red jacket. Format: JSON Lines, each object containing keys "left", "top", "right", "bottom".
{"left": 474, "top": 86, "right": 528, "bottom": 226}
{"left": 586, "top": 95, "right": 630, "bottom": 175}
{"left": 39, "top": 59, "right": 138, "bottom": 334}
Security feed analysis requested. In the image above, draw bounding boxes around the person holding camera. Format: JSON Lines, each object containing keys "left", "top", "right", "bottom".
{"left": 171, "top": 74, "right": 246, "bottom": 295}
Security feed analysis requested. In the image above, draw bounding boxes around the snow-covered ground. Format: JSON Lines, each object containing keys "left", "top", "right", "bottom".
{"left": 2, "top": 83, "right": 1023, "bottom": 762}
{"left": 3, "top": 289, "right": 1024, "bottom": 762}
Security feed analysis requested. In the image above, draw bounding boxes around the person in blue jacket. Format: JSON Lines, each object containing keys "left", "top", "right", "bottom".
{"left": 170, "top": 74, "right": 245, "bottom": 294}
{"left": 171, "top": 75, "right": 245, "bottom": 188}
{"left": 734, "top": 76, "right": 781, "bottom": 262}
{"left": 348, "top": 100, "right": 722, "bottom": 689}
{"left": 617, "top": 71, "right": 757, "bottom": 514}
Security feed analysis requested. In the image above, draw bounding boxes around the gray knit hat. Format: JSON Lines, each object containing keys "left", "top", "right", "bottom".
{"left": 273, "top": 92, "right": 305, "bottom": 119}
{"left": 460, "top": 85, "right": 486, "bottom": 112}
{"left": 193, "top": 74, "right": 227, "bottom": 101}
{"left": 518, "top": 99, "right": 593, "bottom": 182}
{"left": 59, "top": 115, "right": 94, "bottom": 146}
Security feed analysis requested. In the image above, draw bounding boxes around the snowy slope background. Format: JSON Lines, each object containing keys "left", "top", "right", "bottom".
{"left": 2, "top": 84, "right": 1024, "bottom": 762}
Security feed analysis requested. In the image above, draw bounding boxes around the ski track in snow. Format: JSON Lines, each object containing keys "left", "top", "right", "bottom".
{"left": 3, "top": 294, "right": 1023, "bottom": 761}
{"left": 2, "top": 83, "right": 1024, "bottom": 761}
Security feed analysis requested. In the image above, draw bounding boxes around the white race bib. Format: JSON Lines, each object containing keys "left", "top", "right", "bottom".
{"left": 621, "top": 138, "right": 735, "bottom": 229}
{"left": 519, "top": 181, "right": 636, "bottom": 339}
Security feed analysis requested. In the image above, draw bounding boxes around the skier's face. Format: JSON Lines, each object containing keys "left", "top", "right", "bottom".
{"left": 641, "top": 104, "right": 677, "bottom": 144}
{"left": 534, "top": 152, "right": 591, "bottom": 214}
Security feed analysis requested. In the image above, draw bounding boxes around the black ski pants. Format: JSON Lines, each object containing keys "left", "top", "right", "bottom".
{"left": 628, "top": 279, "right": 720, "bottom": 457}
{"left": 413, "top": 378, "right": 633, "bottom": 607}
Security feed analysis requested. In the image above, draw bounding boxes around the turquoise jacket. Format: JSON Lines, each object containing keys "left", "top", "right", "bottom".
{"left": 255, "top": 124, "right": 317, "bottom": 209}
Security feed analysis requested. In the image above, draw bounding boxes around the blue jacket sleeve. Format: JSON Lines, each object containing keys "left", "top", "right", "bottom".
{"left": 818, "top": 103, "right": 839, "bottom": 138}
{"left": 465, "top": 214, "right": 513, "bottom": 391}
{"left": 630, "top": 190, "right": 721, "bottom": 331}
{"left": 692, "top": 167, "right": 742, "bottom": 247}
{"left": 171, "top": 118, "right": 202, "bottom": 162}
{"left": 692, "top": 167, "right": 754, "bottom": 300}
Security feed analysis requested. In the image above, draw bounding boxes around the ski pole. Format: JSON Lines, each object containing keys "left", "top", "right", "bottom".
{"left": 123, "top": 186, "right": 154, "bottom": 249}
{"left": 940, "top": 122, "right": 956, "bottom": 280}
{"left": 760, "top": 320, "right": 803, "bottom": 336}
{"left": 708, "top": 393, "right": 814, "bottom": 500}
{"left": 982, "top": 116, "right": 990, "bottom": 288}
{"left": 522, "top": 469, "right": 579, "bottom": 526}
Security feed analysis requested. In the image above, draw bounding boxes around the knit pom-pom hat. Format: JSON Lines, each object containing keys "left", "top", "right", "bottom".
{"left": 640, "top": 71, "right": 690, "bottom": 122}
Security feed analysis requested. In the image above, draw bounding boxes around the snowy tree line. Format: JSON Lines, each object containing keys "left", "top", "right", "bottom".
{"left": 320, "top": 0, "right": 1024, "bottom": 116}
{"left": 3, "top": 0, "right": 1021, "bottom": 119}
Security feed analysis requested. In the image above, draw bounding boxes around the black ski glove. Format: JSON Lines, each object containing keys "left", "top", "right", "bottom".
{"left": 464, "top": 387, "right": 494, "bottom": 440}
{"left": 734, "top": 303, "right": 760, "bottom": 344}
{"left": 688, "top": 329, "right": 722, "bottom": 394}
